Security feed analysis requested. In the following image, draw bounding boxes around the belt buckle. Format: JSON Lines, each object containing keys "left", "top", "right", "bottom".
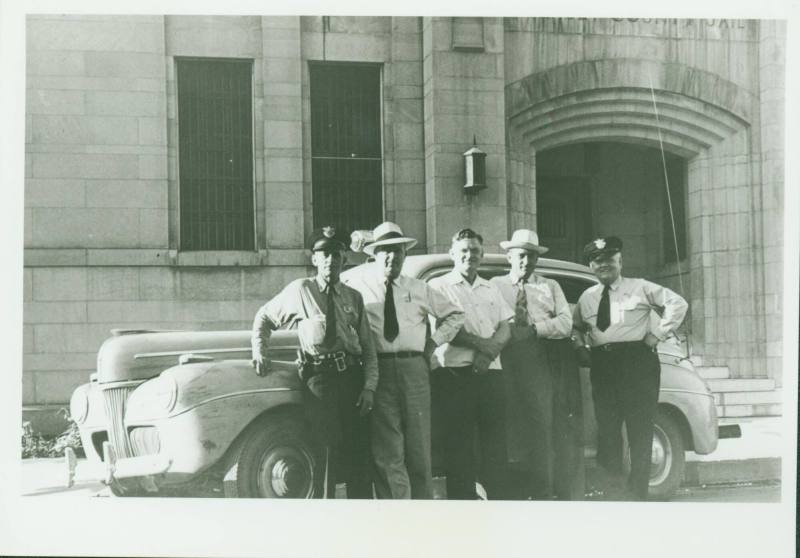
{"left": 334, "top": 353, "right": 347, "bottom": 372}
{"left": 601, "top": 344, "right": 612, "bottom": 352}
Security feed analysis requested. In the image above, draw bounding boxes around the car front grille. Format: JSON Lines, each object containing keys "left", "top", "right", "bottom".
{"left": 101, "top": 384, "right": 140, "bottom": 459}
{"left": 129, "top": 426, "right": 161, "bottom": 457}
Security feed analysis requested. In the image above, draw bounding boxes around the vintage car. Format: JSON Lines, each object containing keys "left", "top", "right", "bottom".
{"left": 67, "top": 254, "right": 726, "bottom": 500}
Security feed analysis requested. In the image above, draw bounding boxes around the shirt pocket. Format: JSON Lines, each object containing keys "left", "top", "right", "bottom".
{"left": 530, "top": 285, "right": 555, "bottom": 316}
{"left": 396, "top": 296, "right": 420, "bottom": 327}
{"left": 340, "top": 303, "right": 359, "bottom": 327}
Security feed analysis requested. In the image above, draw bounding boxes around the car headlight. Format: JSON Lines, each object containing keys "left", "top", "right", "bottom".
{"left": 69, "top": 386, "right": 89, "bottom": 424}
{"left": 128, "top": 375, "right": 179, "bottom": 418}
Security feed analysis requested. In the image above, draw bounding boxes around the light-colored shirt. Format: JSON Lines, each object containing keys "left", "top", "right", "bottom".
{"left": 251, "top": 276, "right": 379, "bottom": 391}
{"left": 343, "top": 265, "right": 465, "bottom": 353}
{"left": 428, "top": 270, "right": 514, "bottom": 370}
{"left": 573, "top": 275, "right": 688, "bottom": 347}
{"left": 491, "top": 273, "right": 572, "bottom": 339}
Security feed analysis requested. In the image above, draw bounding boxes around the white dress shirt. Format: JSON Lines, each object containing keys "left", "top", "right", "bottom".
{"left": 428, "top": 270, "right": 514, "bottom": 370}
{"left": 343, "top": 264, "right": 465, "bottom": 354}
{"left": 490, "top": 273, "right": 572, "bottom": 339}
{"left": 574, "top": 275, "right": 688, "bottom": 346}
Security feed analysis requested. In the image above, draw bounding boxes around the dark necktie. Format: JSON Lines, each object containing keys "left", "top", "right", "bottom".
{"left": 514, "top": 282, "right": 529, "bottom": 326}
{"left": 597, "top": 285, "right": 611, "bottom": 332}
{"left": 384, "top": 279, "right": 399, "bottom": 342}
{"left": 324, "top": 284, "right": 337, "bottom": 347}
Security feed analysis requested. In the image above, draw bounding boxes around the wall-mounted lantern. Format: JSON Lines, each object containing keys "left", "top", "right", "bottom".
{"left": 463, "top": 136, "right": 487, "bottom": 194}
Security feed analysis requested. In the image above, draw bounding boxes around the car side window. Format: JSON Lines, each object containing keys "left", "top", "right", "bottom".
{"left": 542, "top": 275, "right": 594, "bottom": 304}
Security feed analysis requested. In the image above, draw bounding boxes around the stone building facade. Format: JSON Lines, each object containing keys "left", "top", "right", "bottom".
{"left": 23, "top": 16, "right": 785, "bottom": 432}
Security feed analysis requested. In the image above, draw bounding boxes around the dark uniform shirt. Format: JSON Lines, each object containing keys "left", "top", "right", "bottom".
{"left": 251, "top": 276, "right": 379, "bottom": 391}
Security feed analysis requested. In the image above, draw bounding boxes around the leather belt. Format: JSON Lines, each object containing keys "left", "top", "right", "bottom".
{"left": 305, "top": 351, "right": 360, "bottom": 372}
{"left": 592, "top": 341, "right": 651, "bottom": 352}
{"left": 377, "top": 351, "right": 424, "bottom": 359}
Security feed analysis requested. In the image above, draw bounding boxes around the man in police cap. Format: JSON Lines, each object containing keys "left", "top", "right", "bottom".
{"left": 344, "top": 221, "right": 464, "bottom": 499}
{"left": 572, "top": 236, "right": 688, "bottom": 500}
{"left": 251, "top": 226, "right": 378, "bottom": 498}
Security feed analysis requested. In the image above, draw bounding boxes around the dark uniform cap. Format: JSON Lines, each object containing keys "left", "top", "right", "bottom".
{"left": 583, "top": 236, "right": 623, "bottom": 262}
{"left": 307, "top": 225, "right": 348, "bottom": 252}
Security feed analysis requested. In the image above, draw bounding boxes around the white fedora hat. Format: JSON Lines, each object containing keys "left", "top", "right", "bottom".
{"left": 499, "top": 229, "right": 549, "bottom": 254}
{"left": 363, "top": 221, "right": 418, "bottom": 256}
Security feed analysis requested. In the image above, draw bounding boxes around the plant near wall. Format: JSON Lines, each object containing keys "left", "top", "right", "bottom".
{"left": 21, "top": 409, "right": 84, "bottom": 459}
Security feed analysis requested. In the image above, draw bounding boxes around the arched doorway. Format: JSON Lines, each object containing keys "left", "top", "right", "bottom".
{"left": 536, "top": 142, "right": 687, "bottom": 282}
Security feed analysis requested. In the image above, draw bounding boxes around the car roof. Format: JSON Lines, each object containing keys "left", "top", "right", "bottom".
{"left": 400, "top": 253, "right": 593, "bottom": 278}
{"left": 343, "top": 253, "right": 596, "bottom": 283}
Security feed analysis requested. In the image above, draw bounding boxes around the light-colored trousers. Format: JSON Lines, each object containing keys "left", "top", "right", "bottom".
{"left": 371, "top": 355, "right": 433, "bottom": 499}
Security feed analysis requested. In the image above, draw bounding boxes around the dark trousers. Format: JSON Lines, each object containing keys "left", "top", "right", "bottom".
{"left": 435, "top": 366, "right": 509, "bottom": 500}
{"left": 590, "top": 343, "right": 660, "bottom": 500}
{"left": 305, "top": 365, "right": 372, "bottom": 499}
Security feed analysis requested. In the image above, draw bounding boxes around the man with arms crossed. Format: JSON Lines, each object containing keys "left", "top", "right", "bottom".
{"left": 344, "top": 221, "right": 464, "bottom": 499}
{"left": 251, "top": 226, "right": 378, "bottom": 498}
{"left": 572, "top": 236, "right": 687, "bottom": 500}
{"left": 429, "top": 228, "right": 513, "bottom": 500}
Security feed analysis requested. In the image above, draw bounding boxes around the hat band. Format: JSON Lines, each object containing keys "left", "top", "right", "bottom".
{"left": 372, "top": 231, "right": 404, "bottom": 243}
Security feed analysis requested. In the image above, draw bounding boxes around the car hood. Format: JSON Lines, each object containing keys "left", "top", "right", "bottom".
{"left": 96, "top": 329, "right": 298, "bottom": 383}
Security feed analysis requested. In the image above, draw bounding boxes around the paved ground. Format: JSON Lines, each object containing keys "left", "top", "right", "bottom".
{"left": 20, "top": 457, "right": 781, "bottom": 502}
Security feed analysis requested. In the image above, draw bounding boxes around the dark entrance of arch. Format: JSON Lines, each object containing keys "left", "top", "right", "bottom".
{"left": 536, "top": 142, "right": 687, "bottom": 280}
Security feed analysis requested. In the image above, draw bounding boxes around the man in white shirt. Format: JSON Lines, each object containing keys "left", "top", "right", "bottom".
{"left": 344, "top": 222, "right": 465, "bottom": 499}
{"left": 573, "top": 236, "right": 688, "bottom": 500}
{"left": 491, "top": 229, "right": 582, "bottom": 500}
{"left": 428, "top": 228, "right": 513, "bottom": 499}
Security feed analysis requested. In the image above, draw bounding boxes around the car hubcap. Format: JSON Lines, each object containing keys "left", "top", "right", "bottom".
{"left": 649, "top": 425, "right": 672, "bottom": 486}
{"left": 257, "top": 446, "right": 313, "bottom": 498}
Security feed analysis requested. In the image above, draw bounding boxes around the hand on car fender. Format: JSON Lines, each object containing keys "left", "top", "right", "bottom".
{"left": 357, "top": 389, "right": 375, "bottom": 417}
{"left": 252, "top": 358, "right": 267, "bottom": 377}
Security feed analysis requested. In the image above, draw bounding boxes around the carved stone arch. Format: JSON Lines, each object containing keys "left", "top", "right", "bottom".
{"left": 504, "top": 59, "right": 764, "bottom": 372}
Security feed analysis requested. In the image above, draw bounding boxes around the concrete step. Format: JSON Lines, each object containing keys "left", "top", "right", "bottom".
{"left": 706, "top": 378, "right": 776, "bottom": 392}
{"left": 716, "top": 403, "right": 782, "bottom": 418}
{"left": 714, "top": 389, "right": 783, "bottom": 406}
{"left": 696, "top": 366, "right": 731, "bottom": 379}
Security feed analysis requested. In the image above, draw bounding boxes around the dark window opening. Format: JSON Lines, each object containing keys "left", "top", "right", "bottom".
{"left": 177, "top": 58, "right": 254, "bottom": 251}
{"left": 662, "top": 157, "right": 687, "bottom": 263}
{"left": 310, "top": 63, "right": 383, "bottom": 233}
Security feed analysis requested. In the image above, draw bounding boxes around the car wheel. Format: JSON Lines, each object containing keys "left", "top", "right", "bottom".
{"left": 223, "top": 417, "right": 317, "bottom": 498}
{"left": 623, "top": 408, "right": 686, "bottom": 500}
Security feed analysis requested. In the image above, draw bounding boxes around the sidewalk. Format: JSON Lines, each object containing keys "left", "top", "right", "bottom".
{"left": 683, "top": 416, "right": 784, "bottom": 486}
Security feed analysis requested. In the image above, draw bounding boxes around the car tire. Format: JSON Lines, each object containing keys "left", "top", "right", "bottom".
{"left": 223, "top": 416, "right": 317, "bottom": 499}
{"left": 623, "top": 408, "right": 686, "bottom": 501}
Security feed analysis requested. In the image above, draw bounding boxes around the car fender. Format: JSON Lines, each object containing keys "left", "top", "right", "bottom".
{"left": 124, "top": 356, "right": 306, "bottom": 480}
{"left": 658, "top": 361, "right": 718, "bottom": 455}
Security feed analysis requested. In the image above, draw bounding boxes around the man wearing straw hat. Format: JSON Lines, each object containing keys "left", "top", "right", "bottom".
{"left": 251, "top": 226, "right": 378, "bottom": 498}
{"left": 344, "top": 221, "right": 465, "bottom": 499}
{"left": 491, "top": 229, "right": 582, "bottom": 500}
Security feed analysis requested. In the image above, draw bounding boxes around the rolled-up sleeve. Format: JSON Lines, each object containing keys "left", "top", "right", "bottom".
{"left": 424, "top": 283, "right": 465, "bottom": 346}
{"left": 643, "top": 280, "right": 688, "bottom": 340}
{"left": 533, "top": 279, "right": 573, "bottom": 339}
{"left": 356, "top": 296, "right": 379, "bottom": 391}
{"left": 251, "top": 284, "right": 294, "bottom": 361}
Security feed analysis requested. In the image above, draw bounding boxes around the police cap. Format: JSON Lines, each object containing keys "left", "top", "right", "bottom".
{"left": 583, "top": 236, "right": 623, "bottom": 262}
{"left": 306, "top": 225, "right": 348, "bottom": 252}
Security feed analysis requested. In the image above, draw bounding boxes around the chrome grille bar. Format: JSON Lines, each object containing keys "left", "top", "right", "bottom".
{"left": 102, "top": 385, "right": 137, "bottom": 459}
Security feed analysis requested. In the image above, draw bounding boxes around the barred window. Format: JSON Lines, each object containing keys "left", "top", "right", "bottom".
{"left": 177, "top": 58, "right": 254, "bottom": 251}
{"left": 310, "top": 63, "right": 383, "bottom": 233}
